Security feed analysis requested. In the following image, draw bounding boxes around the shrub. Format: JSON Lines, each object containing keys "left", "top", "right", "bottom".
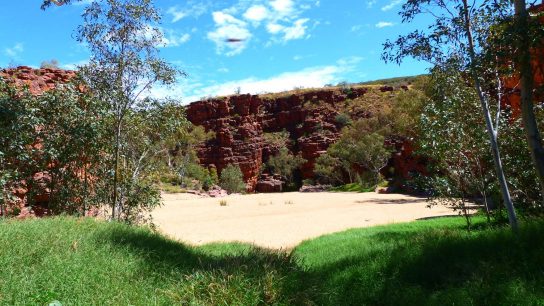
{"left": 219, "top": 164, "right": 246, "bottom": 194}
{"left": 334, "top": 113, "right": 352, "bottom": 127}
{"left": 266, "top": 147, "right": 306, "bottom": 186}
{"left": 40, "top": 59, "right": 60, "bottom": 69}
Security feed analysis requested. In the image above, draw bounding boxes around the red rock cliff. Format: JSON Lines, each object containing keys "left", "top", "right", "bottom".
{"left": 186, "top": 86, "right": 423, "bottom": 191}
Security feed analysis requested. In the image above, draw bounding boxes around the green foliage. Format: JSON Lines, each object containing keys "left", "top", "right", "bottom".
{"left": 317, "top": 118, "right": 393, "bottom": 187}
{"left": 334, "top": 112, "right": 352, "bottom": 127}
{"left": 0, "top": 78, "right": 109, "bottom": 216}
{"left": 75, "top": 0, "right": 182, "bottom": 221}
{"left": 331, "top": 183, "right": 374, "bottom": 193}
{"left": 390, "top": 82, "right": 427, "bottom": 136}
{"left": 266, "top": 147, "right": 306, "bottom": 185}
{"left": 418, "top": 67, "right": 493, "bottom": 226}
{"left": 39, "top": 59, "right": 59, "bottom": 69}
{"left": 209, "top": 167, "right": 219, "bottom": 185}
{"left": 171, "top": 125, "right": 215, "bottom": 190}
{"left": 219, "top": 164, "right": 246, "bottom": 194}
{"left": 357, "top": 75, "right": 425, "bottom": 87}
{"left": 314, "top": 153, "right": 344, "bottom": 185}
{"left": 262, "top": 130, "right": 290, "bottom": 149}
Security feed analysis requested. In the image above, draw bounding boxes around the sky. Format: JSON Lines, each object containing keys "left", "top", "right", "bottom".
{"left": 0, "top": 0, "right": 432, "bottom": 104}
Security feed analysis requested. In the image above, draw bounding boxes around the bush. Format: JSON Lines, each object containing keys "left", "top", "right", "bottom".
{"left": 334, "top": 113, "right": 352, "bottom": 127}
{"left": 266, "top": 147, "right": 305, "bottom": 185}
{"left": 219, "top": 164, "right": 246, "bottom": 194}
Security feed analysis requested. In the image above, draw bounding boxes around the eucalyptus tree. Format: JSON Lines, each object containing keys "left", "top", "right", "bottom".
{"left": 43, "top": 0, "right": 182, "bottom": 220}
{"left": 382, "top": 0, "right": 520, "bottom": 229}
{"left": 0, "top": 78, "right": 108, "bottom": 217}
{"left": 512, "top": 0, "right": 544, "bottom": 202}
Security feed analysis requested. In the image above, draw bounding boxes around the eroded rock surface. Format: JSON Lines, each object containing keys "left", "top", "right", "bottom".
{"left": 186, "top": 87, "right": 425, "bottom": 191}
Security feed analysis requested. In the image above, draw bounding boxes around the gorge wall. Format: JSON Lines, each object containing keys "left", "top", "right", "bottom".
{"left": 186, "top": 85, "right": 425, "bottom": 192}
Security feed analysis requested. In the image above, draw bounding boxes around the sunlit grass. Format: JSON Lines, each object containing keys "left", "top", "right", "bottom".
{"left": 0, "top": 215, "right": 542, "bottom": 305}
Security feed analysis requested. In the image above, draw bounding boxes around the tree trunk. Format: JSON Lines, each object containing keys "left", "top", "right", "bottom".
{"left": 513, "top": 0, "right": 544, "bottom": 202}
{"left": 112, "top": 121, "right": 122, "bottom": 220}
{"left": 462, "top": 0, "right": 518, "bottom": 231}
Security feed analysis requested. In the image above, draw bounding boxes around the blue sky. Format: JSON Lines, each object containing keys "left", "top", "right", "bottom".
{"left": 0, "top": 0, "right": 431, "bottom": 103}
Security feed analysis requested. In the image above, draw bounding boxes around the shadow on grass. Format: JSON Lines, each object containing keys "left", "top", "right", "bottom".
{"left": 95, "top": 225, "right": 315, "bottom": 304}
{"left": 301, "top": 221, "right": 544, "bottom": 305}
{"left": 93, "top": 219, "right": 544, "bottom": 305}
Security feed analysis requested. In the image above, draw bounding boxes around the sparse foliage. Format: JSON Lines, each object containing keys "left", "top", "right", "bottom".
{"left": 40, "top": 59, "right": 60, "bottom": 69}
{"left": 75, "top": 0, "right": 182, "bottom": 221}
{"left": 219, "top": 164, "right": 246, "bottom": 194}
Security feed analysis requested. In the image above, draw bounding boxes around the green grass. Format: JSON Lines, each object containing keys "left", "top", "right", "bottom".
{"left": 0, "top": 216, "right": 543, "bottom": 305}
{"left": 158, "top": 182, "right": 187, "bottom": 194}
{"left": 357, "top": 75, "right": 425, "bottom": 86}
{"left": 331, "top": 183, "right": 375, "bottom": 192}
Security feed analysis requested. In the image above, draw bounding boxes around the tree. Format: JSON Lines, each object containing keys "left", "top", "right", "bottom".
{"left": 73, "top": 0, "right": 181, "bottom": 220}
{"left": 40, "top": 59, "right": 60, "bottom": 69}
{"left": 315, "top": 118, "right": 393, "bottom": 187}
{"left": 0, "top": 80, "right": 40, "bottom": 216}
{"left": 382, "top": 0, "right": 519, "bottom": 230}
{"left": 219, "top": 164, "right": 246, "bottom": 194}
{"left": 0, "top": 77, "right": 108, "bottom": 216}
{"left": 171, "top": 125, "right": 215, "bottom": 188}
{"left": 512, "top": 0, "right": 544, "bottom": 202}
{"left": 314, "top": 153, "right": 344, "bottom": 185}
{"left": 267, "top": 147, "right": 306, "bottom": 187}
{"left": 419, "top": 67, "right": 495, "bottom": 227}
{"left": 116, "top": 101, "right": 189, "bottom": 222}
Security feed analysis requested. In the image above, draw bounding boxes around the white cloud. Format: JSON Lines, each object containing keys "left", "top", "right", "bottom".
{"left": 270, "top": 0, "right": 295, "bottom": 14}
{"left": 266, "top": 23, "right": 285, "bottom": 34}
{"left": 166, "top": 2, "right": 208, "bottom": 23}
{"left": 61, "top": 59, "right": 89, "bottom": 70}
{"left": 163, "top": 33, "right": 191, "bottom": 47}
{"left": 375, "top": 21, "right": 394, "bottom": 28}
{"left": 243, "top": 5, "right": 269, "bottom": 22}
{"left": 140, "top": 25, "right": 190, "bottom": 48}
{"left": 4, "top": 43, "right": 24, "bottom": 58}
{"left": 167, "top": 7, "right": 187, "bottom": 23}
{"left": 213, "top": 11, "right": 246, "bottom": 26}
{"left": 207, "top": 12, "right": 251, "bottom": 56}
{"left": 208, "top": 0, "right": 318, "bottom": 55}
{"left": 381, "top": 0, "right": 404, "bottom": 11}
{"left": 366, "top": 0, "right": 377, "bottom": 8}
{"left": 73, "top": 0, "right": 93, "bottom": 6}
{"left": 283, "top": 18, "right": 309, "bottom": 41}
{"left": 150, "top": 57, "right": 364, "bottom": 103}
{"left": 351, "top": 24, "right": 363, "bottom": 32}
{"left": 183, "top": 66, "right": 340, "bottom": 102}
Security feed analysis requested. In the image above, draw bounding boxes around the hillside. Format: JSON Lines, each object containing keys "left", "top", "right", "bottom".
{"left": 187, "top": 83, "right": 426, "bottom": 191}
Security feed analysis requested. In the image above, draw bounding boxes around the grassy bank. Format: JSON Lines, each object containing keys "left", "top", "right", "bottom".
{"left": 0, "top": 216, "right": 542, "bottom": 305}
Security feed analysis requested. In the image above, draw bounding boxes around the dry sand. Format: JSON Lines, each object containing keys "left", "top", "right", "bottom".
{"left": 152, "top": 192, "right": 455, "bottom": 249}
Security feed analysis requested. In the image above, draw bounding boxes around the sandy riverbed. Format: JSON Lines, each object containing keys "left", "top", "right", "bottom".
{"left": 152, "top": 192, "right": 455, "bottom": 249}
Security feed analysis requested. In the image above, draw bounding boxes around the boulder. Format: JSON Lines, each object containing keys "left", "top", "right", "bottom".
{"left": 255, "top": 175, "right": 283, "bottom": 193}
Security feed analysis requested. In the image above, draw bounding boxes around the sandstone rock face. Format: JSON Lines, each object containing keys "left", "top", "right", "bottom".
{"left": 502, "top": 4, "right": 544, "bottom": 117}
{"left": 186, "top": 87, "right": 423, "bottom": 192}
{"left": 0, "top": 66, "right": 77, "bottom": 94}
{"left": 256, "top": 174, "right": 283, "bottom": 193}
